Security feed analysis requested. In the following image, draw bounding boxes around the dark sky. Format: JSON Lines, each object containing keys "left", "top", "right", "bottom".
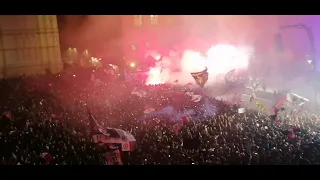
{"left": 57, "top": 15, "right": 87, "bottom": 31}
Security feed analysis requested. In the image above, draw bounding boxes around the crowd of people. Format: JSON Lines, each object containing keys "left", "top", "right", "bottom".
{"left": 0, "top": 66, "right": 320, "bottom": 165}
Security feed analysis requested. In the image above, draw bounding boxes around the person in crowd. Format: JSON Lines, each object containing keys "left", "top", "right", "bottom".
{"left": 0, "top": 68, "right": 319, "bottom": 165}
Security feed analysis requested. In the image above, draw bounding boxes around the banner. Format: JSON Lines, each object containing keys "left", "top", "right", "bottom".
{"left": 225, "top": 69, "right": 236, "bottom": 84}
{"left": 92, "top": 127, "right": 137, "bottom": 152}
{"left": 191, "top": 67, "right": 209, "bottom": 88}
{"left": 88, "top": 108, "right": 137, "bottom": 152}
{"left": 238, "top": 108, "right": 246, "bottom": 114}
{"left": 185, "top": 92, "right": 202, "bottom": 102}
{"left": 105, "top": 148, "right": 123, "bottom": 165}
{"left": 131, "top": 88, "right": 147, "bottom": 98}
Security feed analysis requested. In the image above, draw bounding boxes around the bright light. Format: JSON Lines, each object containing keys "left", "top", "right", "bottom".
{"left": 307, "top": 60, "right": 312, "bottom": 64}
{"left": 91, "top": 57, "right": 99, "bottom": 63}
{"left": 91, "top": 57, "right": 102, "bottom": 67}
{"left": 145, "top": 50, "right": 162, "bottom": 61}
{"left": 155, "top": 55, "right": 161, "bottom": 61}
{"left": 130, "top": 63, "right": 135, "bottom": 67}
{"left": 205, "top": 44, "right": 250, "bottom": 75}
{"left": 146, "top": 67, "right": 163, "bottom": 85}
{"left": 144, "top": 43, "right": 252, "bottom": 86}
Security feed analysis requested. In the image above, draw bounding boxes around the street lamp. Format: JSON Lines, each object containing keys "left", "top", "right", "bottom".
{"left": 280, "top": 23, "right": 316, "bottom": 71}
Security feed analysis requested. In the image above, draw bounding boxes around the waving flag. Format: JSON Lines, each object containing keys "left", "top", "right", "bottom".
{"left": 40, "top": 152, "right": 54, "bottom": 165}
{"left": 274, "top": 93, "right": 308, "bottom": 118}
{"left": 2, "top": 111, "right": 13, "bottom": 120}
{"left": 50, "top": 113, "right": 62, "bottom": 119}
{"left": 181, "top": 116, "right": 191, "bottom": 124}
{"left": 287, "top": 93, "right": 309, "bottom": 105}
{"left": 131, "top": 88, "right": 147, "bottom": 98}
{"left": 185, "top": 91, "right": 202, "bottom": 102}
{"left": 191, "top": 94, "right": 202, "bottom": 102}
{"left": 191, "top": 67, "right": 209, "bottom": 88}
{"left": 225, "top": 69, "right": 236, "bottom": 84}
{"left": 274, "top": 96, "right": 287, "bottom": 109}
{"left": 172, "top": 124, "right": 183, "bottom": 134}
{"left": 105, "top": 148, "right": 123, "bottom": 165}
{"left": 184, "top": 83, "right": 196, "bottom": 90}
{"left": 88, "top": 108, "right": 137, "bottom": 152}
{"left": 92, "top": 128, "right": 137, "bottom": 152}
{"left": 255, "top": 100, "right": 266, "bottom": 112}
{"left": 144, "top": 106, "right": 156, "bottom": 114}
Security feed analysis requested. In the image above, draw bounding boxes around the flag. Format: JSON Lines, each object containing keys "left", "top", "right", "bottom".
{"left": 144, "top": 106, "right": 155, "bottom": 114}
{"left": 5, "top": 153, "right": 17, "bottom": 165}
{"left": 105, "top": 149, "right": 123, "bottom": 165}
{"left": 88, "top": 109, "right": 137, "bottom": 151}
{"left": 121, "top": 141, "right": 136, "bottom": 152}
{"left": 274, "top": 120, "right": 280, "bottom": 125}
{"left": 191, "top": 67, "right": 209, "bottom": 88}
{"left": 185, "top": 91, "right": 202, "bottom": 102}
{"left": 255, "top": 100, "right": 265, "bottom": 112}
{"left": 224, "top": 69, "right": 236, "bottom": 84}
{"left": 172, "top": 124, "right": 183, "bottom": 134}
{"left": 87, "top": 109, "right": 97, "bottom": 135}
{"left": 93, "top": 127, "right": 137, "bottom": 151}
{"left": 105, "top": 128, "right": 121, "bottom": 138}
{"left": 40, "top": 152, "right": 54, "bottom": 165}
{"left": 288, "top": 132, "right": 296, "bottom": 139}
{"left": 131, "top": 88, "right": 147, "bottom": 98}
{"left": 50, "top": 114, "right": 62, "bottom": 119}
{"left": 274, "top": 96, "right": 287, "bottom": 109}
{"left": 191, "top": 94, "right": 202, "bottom": 102}
{"left": 238, "top": 108, "right": 246, "bottom": 114}
{"left": 249, "top": 96, "right": 254, "bottom": 103}
{"left": 184, "top": 83, "right": 195, "bottom": 89}
{"left": 181, "top": 116, "right": 191, "bottom": 124}
{"left": 2, "top": 111, "right": 13, "bottom": 120}
{"left": 287, "top": 93, "right": 309, "bottom": 105}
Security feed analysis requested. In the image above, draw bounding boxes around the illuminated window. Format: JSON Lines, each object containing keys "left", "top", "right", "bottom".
{"left": 134, "top": 15, "right": 143, "bottom": 27}
{"left": 150, "top": 15, "right": 159, "bottom": 25}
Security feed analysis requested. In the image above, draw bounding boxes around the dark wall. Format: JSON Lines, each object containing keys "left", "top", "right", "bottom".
{"left": 57, "top": 15, "right": 123, "bottom": 58}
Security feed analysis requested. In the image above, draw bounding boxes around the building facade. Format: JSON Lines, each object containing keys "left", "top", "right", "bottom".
{"left": 121, "top": 15, "right": 182, "bottom": 66}
{"left": 0, "top": 15, "right": 62, "bottom": 78}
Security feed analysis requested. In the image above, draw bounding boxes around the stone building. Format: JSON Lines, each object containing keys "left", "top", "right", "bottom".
{"left": 0, "top": 15, "right": 62, "bottom": 78}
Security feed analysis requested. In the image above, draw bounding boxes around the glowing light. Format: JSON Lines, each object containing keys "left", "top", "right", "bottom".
{"left": 155, "top": 55, "right": 161, "bottom": 61}
{"left": 90, "top": 57, "right": 102, "bottom": 67}
{"left": 130, "top": 63, "right": 135, "bottom": 67}
{"left": 144, "top": 43, "right": 252, "bottom": 86}
{"left": 146, "top": 67, "right": 163, "bottom": 85}
{"left": 205, "top": 44, "right": 250, "bottom": 75}
{"left": 307, "top": 60, "right": 312, "bottom": 64}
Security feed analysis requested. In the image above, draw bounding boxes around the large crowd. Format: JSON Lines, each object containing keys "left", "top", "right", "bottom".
{"left": 1, "top": 67, "right": 320, "bottom": 165}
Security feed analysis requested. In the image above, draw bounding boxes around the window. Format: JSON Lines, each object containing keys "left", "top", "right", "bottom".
{"left": 150, "top": 15, "right": 159, "bottom": 25}
{"left": 134, "top": 15, "right": 143, "bottom": 27}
